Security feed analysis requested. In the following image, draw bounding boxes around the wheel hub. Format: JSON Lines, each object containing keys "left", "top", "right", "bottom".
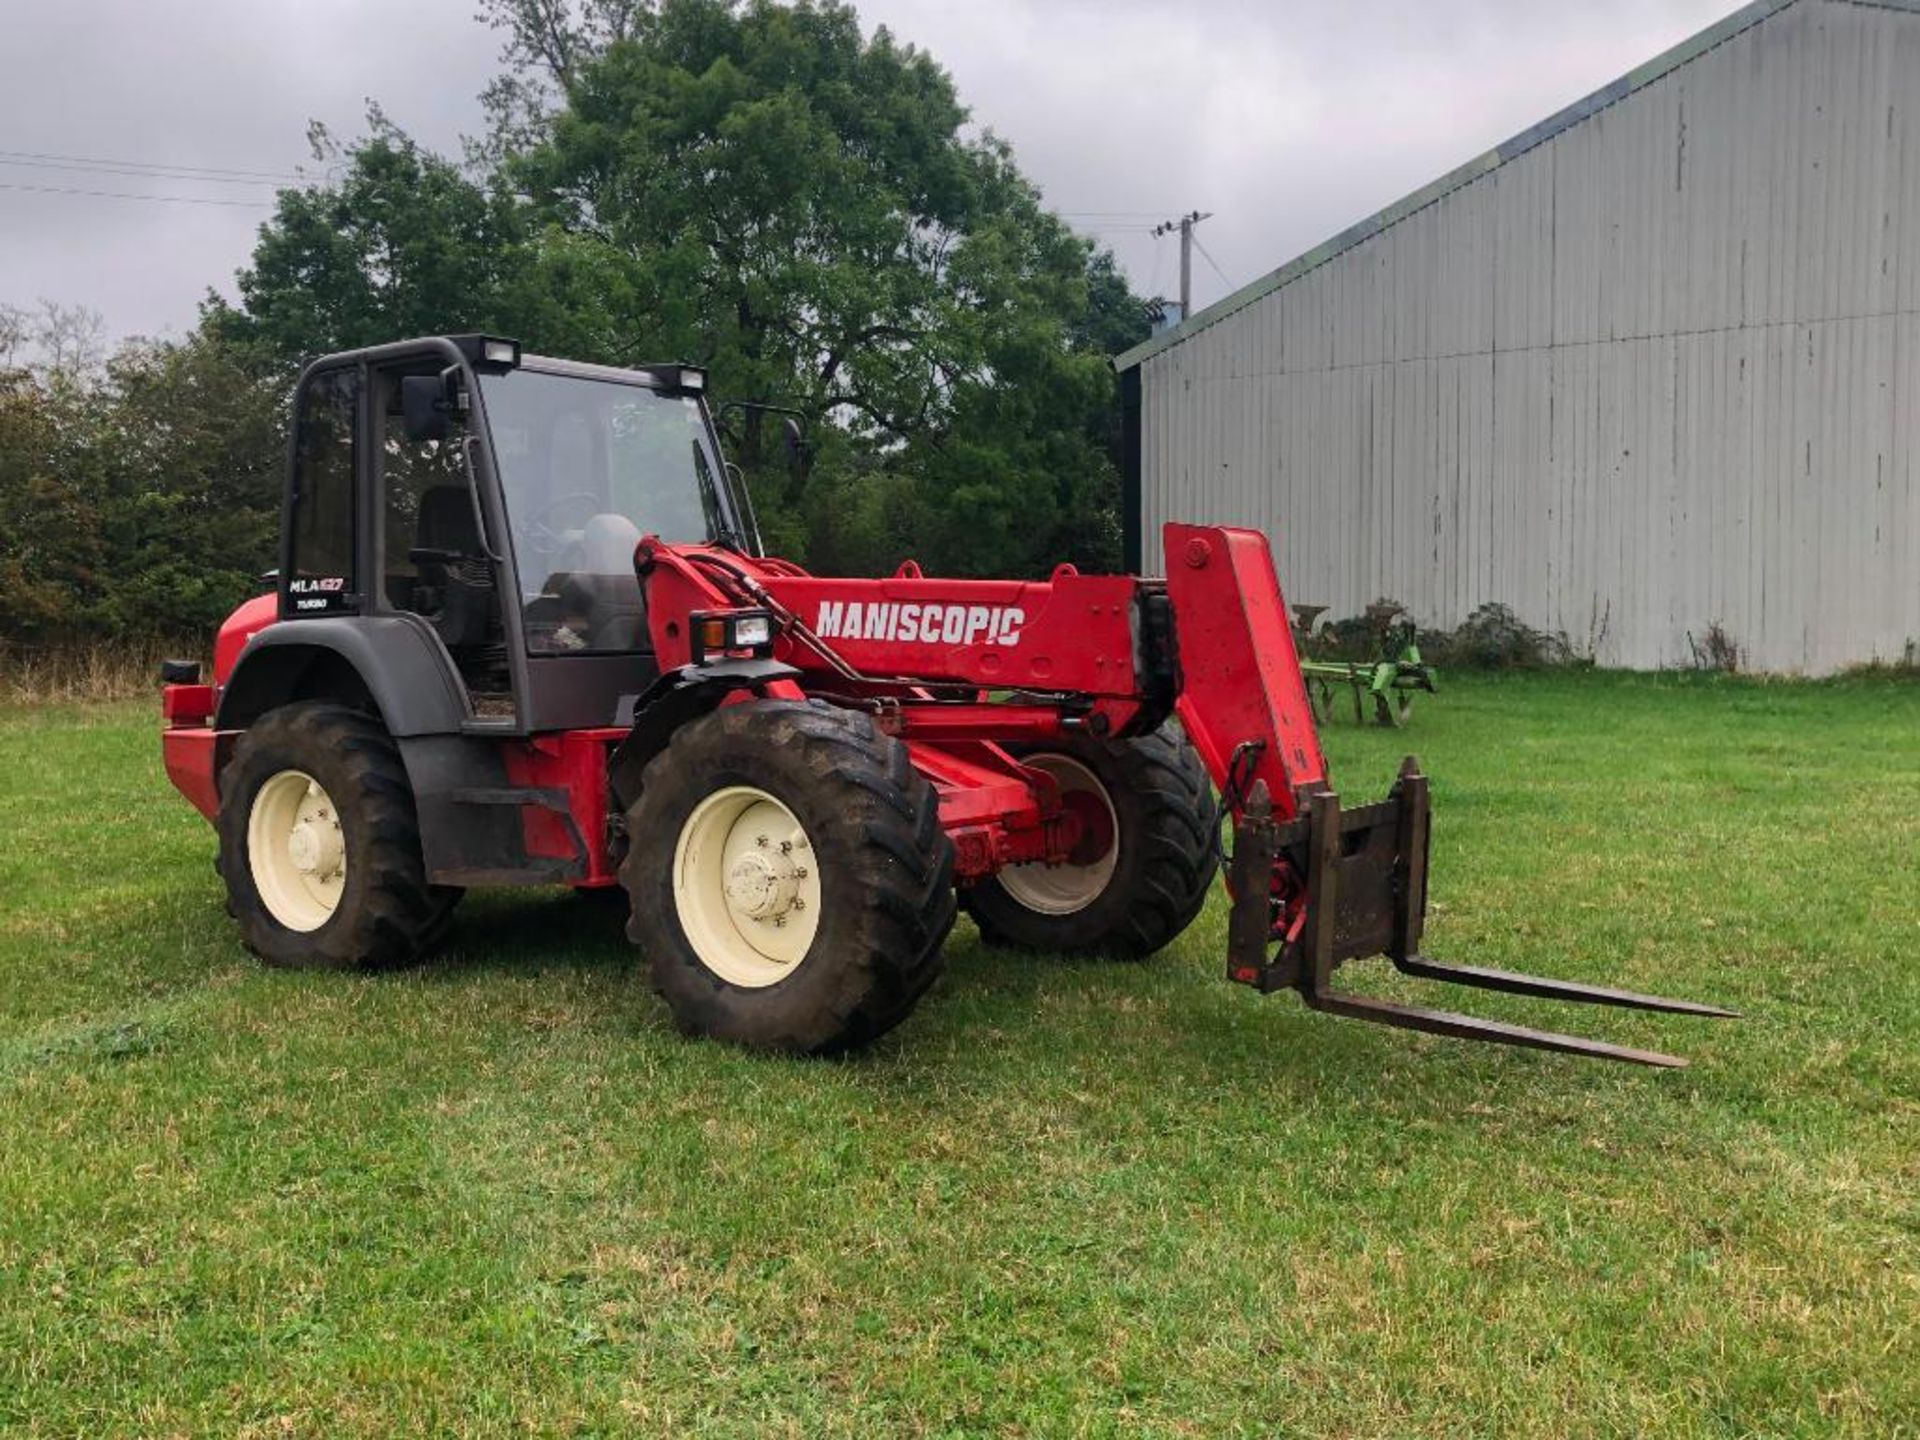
{"left": 286, "top": 816, "right": 343, "bottom": 878}
{"left": 672, "top": 788, "right": 822, "bottom": 986}
{"left": 247, "top": 770, "right": 347, "bottom": 932}
{"left": 725, "top": 850, "right": 801, "bottom": 921}
{"left": 998, "top": 754, "right": 1121, "bottom": 916}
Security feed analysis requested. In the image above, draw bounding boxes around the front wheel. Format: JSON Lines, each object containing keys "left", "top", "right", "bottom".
{"left": 962, "top": 725, "right": 1218, "bottom": 958}
{"left": 217, "top": 703, "right": 461, "bottom": 970}
{"left": 621, "top": 701, "right": 955, "bottom": 1053}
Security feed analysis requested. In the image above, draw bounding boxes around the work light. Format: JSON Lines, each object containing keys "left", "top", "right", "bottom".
{"left": 691, "top": 608, "right": 776, "bottom": 660}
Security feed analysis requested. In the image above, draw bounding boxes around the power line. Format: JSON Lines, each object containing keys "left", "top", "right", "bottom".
{"left": 1191, "top": 233, "right": 1235, "bottom": 295}
{"left": 0, "top": 180, "right": 272, "bottom": 208}
{"left": 1056, "top": 218, "right": 1165, "bottom": 249}
{"left": 0, "top": 147, "right": 306, "bottom": 183}
{"left": 0, "top": 155, "right": 302, "bottom": 188}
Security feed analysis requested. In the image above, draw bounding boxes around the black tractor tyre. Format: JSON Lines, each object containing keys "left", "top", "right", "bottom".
{"left": 216, "top": 703, "right": 462, "bottom": 970}
{"left": 621, "top": 701, "right": 956, "bottom": 1054}
{"left": 961, "top": 725, "right": 1217, "bottom": 958}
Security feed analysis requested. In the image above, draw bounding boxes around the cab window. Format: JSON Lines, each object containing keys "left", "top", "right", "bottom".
{"left": 478, "top": 368, "right": 726, "bottom": 654}
{"left": 285, "top": 368, "right": 359, "bottom": 617}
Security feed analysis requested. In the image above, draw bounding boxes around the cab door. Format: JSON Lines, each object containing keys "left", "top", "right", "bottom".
{"left": 371, "top": 356, "right": 517, "bottom": 719}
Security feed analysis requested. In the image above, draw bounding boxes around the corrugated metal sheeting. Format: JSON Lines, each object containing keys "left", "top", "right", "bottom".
{"left": 1126, "top": 0, "right": 1920, "bottom": 673}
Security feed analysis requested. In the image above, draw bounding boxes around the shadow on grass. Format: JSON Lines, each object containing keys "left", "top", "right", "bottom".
{"left": 407, "top": 888, "right": 1332, "bottom": 1085}
{"left": 858, "top": 933, "right": 1459, "bottom": 1109}
{"left": 421, "top": 888, "right": 636, "bottom": 980}
{"left": 112, "top": 877, "right": 1687, "bottom": 1122}
{"left": 443, "top": 890, "right": 1693, "bottom": 1113}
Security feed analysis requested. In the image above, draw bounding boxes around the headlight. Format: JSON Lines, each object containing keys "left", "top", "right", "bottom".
{"left": 693, "top": 609, "right": 776, "bottom": 658}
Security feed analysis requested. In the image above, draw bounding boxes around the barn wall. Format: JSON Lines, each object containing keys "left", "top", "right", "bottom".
{"left": 1135, "top": 0, "right": 1920, "bottom": 673}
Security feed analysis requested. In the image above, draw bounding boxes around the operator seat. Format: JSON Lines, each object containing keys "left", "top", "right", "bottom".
{"left": 555, "top": 513, "right": 647, "bottom": 651}
{"left": 412, "top": 484, "right": 497, "bottom": 650}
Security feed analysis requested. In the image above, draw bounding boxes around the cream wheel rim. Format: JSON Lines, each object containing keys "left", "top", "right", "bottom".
{"left": 248, "top": 770, "right": 346, "bottom": 932}
{"left": 672, "top": 785, "right": 822, "bottom": 987}
{"left": 997, "top": 755, "right": 1120, "bottom": 916}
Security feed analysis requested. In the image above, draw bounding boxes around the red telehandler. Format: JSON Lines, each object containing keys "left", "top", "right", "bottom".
{"left": 160, "top": 337, "right": 1732, "bottom": 1064}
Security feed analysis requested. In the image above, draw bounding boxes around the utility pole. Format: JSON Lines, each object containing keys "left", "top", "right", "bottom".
{"left": 1152, "top": 210, "right": 1212, "bottom": 318}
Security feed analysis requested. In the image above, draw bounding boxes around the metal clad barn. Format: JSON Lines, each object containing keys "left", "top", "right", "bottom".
{"left": 1116, "top": 0, "right": 1920, "bottom": 673}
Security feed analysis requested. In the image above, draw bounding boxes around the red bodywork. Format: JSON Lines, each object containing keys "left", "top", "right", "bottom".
{"left": 161, "top": 520, "right": 1734, "bottom": 1066}
{"left": 633, "top": 522, "right": 1326, "bottom": 875}
{"left": 161, "top": 523, "right": 1322, "bottom": 888}
{"left": 163, "top": 592, "right": 276, "bottom": 821}
{"left": 501, "top": 727, "right": 630, "bottom": 884}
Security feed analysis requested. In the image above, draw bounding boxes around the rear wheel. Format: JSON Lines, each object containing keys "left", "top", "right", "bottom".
{"left": 622, "top": 701, "right": 955, "bottom": 1053}
{"left": 217, "top": 703, "right": 460, "bottom": 970}
{"left": 962, "top": 725, "right": 1217, "bottom": 958}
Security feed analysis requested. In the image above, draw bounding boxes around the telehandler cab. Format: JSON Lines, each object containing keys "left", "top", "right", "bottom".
{"left": 160, "top": 336, "right": 1732, "bottom": 1063}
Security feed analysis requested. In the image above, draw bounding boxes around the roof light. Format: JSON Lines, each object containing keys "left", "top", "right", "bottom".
{"left": 678, "top": 366, "right": 706, "bottom": 392}
{"left": 483, "top": 339, "right": 520, "bottom": 367}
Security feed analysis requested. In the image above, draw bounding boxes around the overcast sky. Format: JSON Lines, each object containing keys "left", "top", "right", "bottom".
{"left": 0, "top": 0, "right": 1740, "bottom": 346}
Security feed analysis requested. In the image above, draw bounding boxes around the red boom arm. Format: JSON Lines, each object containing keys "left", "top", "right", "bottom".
{"left": 637, "top": 523, "right": 1330, "bottom": 834}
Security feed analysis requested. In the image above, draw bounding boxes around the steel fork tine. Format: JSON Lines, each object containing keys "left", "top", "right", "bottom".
{"left": 1303, "top": 989, "right": 1691, "bottom": 1068}
{"left": 1391, "top": 955, "right": 1740, "bottom": 1017}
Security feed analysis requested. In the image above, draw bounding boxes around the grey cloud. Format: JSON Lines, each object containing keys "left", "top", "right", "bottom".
{"left": 0, "top": 0, "right": 1739, "bottom": 342}
{"left": 0, "top": 0, "right": 496, "bottom": 342}
{"left": 862, "top": 0, "right": 1740, "bottom": 309}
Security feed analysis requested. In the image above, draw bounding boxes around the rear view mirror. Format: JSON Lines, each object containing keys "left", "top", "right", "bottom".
{"left": 781, "top": 415, "right": 808, "bottom": 479}
{"left": 401, "top": 367, "right": 463, "bottom": 443}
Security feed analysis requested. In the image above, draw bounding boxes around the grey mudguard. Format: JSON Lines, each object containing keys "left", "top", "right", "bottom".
{"left": 215, "top": 617, "right": 471, "bottom": 736}
{"left": 606, "top": 657, "right": 801, "bottom": 809}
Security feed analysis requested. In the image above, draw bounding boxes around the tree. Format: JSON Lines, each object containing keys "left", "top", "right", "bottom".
{"left": 0, "top": 300, "right": 108, "bottom": 382}
{"left": 220, "top": 0, "right": 1150, "bottom": 578}
{"left": 87, "top": 335, "right": 285, "bottom": 640}
{"left": 474, "top": 0, "right": 652, "bottom": 159}
{"left": 215, "top": 111, "right": 533, "bottom": 368}
{"left": 0, "top": 366, "right": 91, "bottom": 645}
{"left": 0, "top": 303, "right": 30, "bottom": 373}
{"left": 0, "top": 328, "right": 283, "bottom": 650}
{"left": 34, "top": 302, "right": 106, "bottom": 380}
{"left": 505, "top": 0, "right": 1151, "bottom": 573}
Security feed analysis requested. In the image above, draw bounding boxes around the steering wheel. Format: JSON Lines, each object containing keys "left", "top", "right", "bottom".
{"left": 523, "top": 491, "right": 608, "bottom": 562}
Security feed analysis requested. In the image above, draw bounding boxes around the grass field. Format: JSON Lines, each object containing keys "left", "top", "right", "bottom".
{"left": 1, "top": 672, "right": 1916, "bottom": 1437}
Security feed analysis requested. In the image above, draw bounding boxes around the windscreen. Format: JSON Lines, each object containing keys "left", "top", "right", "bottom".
{"left": 478, "top": 367, "right": 729, "bottom": 654}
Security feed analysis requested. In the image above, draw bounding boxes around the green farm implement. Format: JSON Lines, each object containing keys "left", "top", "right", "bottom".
{"left": 1291, "top": 603, "right": 1438, "bottom": 728}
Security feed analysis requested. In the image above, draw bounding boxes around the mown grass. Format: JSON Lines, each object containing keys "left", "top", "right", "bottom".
{"left": 1, "top": 672, "right": 1915, "bottom": 1437}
